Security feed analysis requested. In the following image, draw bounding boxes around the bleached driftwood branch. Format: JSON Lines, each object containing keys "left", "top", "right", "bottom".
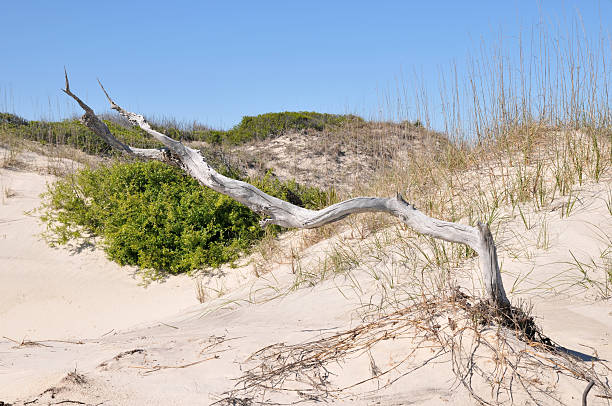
{"left": 61, "top": 74, "right": 510, "bottom": 308}
{"left": 62, "top": 70, "right": 167, "bottom": 161}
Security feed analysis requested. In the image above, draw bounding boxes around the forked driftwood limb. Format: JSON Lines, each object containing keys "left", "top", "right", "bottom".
{"left": 61, "top": 73, "right": 510, "bottom": 308}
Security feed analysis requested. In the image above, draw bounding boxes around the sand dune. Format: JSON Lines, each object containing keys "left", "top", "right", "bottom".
{"left": 0, "top": 164, "right": 199, "bottom": 341}
{"left": 1, "top": 152, "right": 611, "bottom": 405}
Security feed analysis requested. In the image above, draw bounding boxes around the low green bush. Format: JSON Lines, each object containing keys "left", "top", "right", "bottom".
{"left": 153, "top": 111, "right": 364, "bottom": 145}
{"left": 224, "top": 111, "right": 363, "bottom": 144}
{"left": 40, "top": 161, "right": 331, "bottom": 276}
{"left": 249, "top": 171, "right": 337, "bottom": 210}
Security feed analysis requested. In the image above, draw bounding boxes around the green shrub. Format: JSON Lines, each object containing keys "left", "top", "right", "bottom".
{"left": 150, "top": 111, "right": 363, "bottom": 145}
{"left": 40, "top": 161, "right": 331, "bottom": 276}
{"left": 224, "top": 111, "right": 363, "bottom": 144}
{"left": 249, "top": 171, "right": 336, "bottom": 210}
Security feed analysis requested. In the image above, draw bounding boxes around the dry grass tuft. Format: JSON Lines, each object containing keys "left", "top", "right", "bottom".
{"left": 195, "top": 278, "right": 207, "bottom": 303}
{"left": 216, "top": 289, "right": 610, "bottom": 405}
{"left": 63, "top": 368, "right": 88, "bottom": 386}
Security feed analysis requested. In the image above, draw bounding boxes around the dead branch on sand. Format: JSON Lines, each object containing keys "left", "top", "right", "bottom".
{"left": 129, "top": 355, "right": 221, "bottom": 375}
{"left": 61, "top": 71, "right": 508, "bottom": 308}
{"left": 61, "top": 74, "right": 611, "bottom": 404}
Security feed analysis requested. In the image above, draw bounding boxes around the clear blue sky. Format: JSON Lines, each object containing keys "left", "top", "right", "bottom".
{"left": 1, "top": 1, "right": 610, "bottom": 129}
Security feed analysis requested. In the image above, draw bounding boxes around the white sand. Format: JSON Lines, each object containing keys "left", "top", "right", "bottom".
{"left": 0, "top": 154, "right": 610, "bottom": 404}
{"left": 0, "top": 165, "right": 199, "bottom": 341}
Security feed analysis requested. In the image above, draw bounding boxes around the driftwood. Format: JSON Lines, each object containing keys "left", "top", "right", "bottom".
{"left": 61, "top": 71, "right": 510, "bottom": 308}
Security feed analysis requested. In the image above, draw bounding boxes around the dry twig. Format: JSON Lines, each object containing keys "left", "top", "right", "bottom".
{"left": 216, "top": 290, "right": 611, "bottom": 405}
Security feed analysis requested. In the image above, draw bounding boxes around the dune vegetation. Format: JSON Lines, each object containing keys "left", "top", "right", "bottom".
{"left": 0, "top": 16, "right": 611, "bottom": 406}
{"left": 39, "top": 160, "right": 331, "bottom": 276}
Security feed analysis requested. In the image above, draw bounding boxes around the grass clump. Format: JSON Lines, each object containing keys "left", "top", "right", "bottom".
{"left": 40, "top": 161, "right": 329, "bottom": 277}
{"left": 0, "top": 114, "right": 161, "bottom": 156}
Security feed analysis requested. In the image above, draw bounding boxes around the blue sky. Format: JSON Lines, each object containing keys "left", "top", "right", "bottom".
{"left": 1, "top": 1, "right": 610, "bottom": 129}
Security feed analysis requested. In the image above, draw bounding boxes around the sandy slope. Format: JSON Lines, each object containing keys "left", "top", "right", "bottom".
{"left": 0, "top": 153, "right": 611, "bottom": 405}
{"left": 193, "top": 123, "right": 448, "bottom": 193}
{"left": 0, "top": 161, "right": 201, "bottom": 341}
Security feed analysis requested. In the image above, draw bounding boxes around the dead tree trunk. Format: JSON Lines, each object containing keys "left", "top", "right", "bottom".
{"left": 61, "top": 72, "right": 510, "bottom": 308}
